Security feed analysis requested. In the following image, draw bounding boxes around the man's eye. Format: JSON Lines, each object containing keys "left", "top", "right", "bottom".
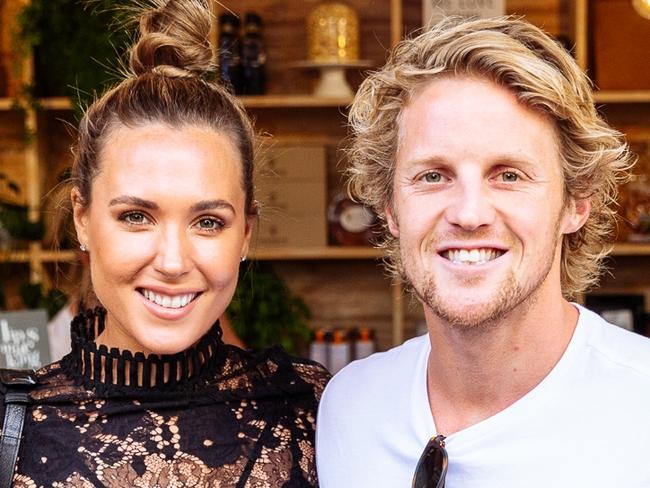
{"left": 501, "top": 171, "right": 519, "bottom": 182}
{"left": 121, "top": 212, "right": 149, "bottom": 225}
{"left": 422, "top": 172, "right": 442, "bottom": 183}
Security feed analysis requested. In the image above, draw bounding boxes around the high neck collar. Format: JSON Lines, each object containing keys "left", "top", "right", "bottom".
{"left": 61, "top": 307, "right": 224, "bottom": 394}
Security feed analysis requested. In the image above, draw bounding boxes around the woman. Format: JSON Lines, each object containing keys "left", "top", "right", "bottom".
{"left": 2, "top": 1, "right": 329, "bottom": 486}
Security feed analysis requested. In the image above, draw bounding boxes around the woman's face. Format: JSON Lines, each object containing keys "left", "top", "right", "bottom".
{"left": 73, "top": 123, "right": 251, "bottom": 355}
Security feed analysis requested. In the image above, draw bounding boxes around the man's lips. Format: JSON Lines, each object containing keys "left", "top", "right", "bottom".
{"left": 438, "top": 247, "right": 507, "bottom": 265}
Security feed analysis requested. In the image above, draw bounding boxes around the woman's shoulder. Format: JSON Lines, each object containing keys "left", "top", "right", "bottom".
{"left": 0, "top": 360, "right": 85, "bottom": 406}
{"left": 226, "top": 344, "right": 331, "bottom": 401}
{"left": 281, "top": 352, "right": 331, "bottom": 401}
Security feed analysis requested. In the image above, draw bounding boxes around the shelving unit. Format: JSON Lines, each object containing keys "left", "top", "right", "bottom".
{"left": 2, "top": 0, "right": 650, "bottom": 347}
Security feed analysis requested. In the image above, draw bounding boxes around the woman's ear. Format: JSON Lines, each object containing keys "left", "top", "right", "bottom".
{"left": 241, "top": 201, "right": 258, "bottom": 260}
{"left": 71, "top": 188, "right": 89, "bottom": 249}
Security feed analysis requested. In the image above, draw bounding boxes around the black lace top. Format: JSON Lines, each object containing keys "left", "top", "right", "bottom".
{"left": 1, "top": 308, "right": 330, "bottom": 487}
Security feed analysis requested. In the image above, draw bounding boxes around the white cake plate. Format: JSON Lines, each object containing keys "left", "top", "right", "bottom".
{"left": 292, "top": 60, "right": 373, "bottom": 98}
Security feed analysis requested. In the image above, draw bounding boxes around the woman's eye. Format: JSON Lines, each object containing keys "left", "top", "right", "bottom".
{"left": 501, "top": 171, "right": 519, "bottom": 182}
{"left": 196, "top": 217, "right": 224, "bottom": 232}
{"left": 422, "top": 172, "right": 442, "bottom": 183}
{"left": 120, "top": 211, "right": 150, "bottom": 225}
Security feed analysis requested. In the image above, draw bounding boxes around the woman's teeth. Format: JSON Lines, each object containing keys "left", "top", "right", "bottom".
{"left": 445, "top": 248, "right": 502, "bottom": 265}
{"left": 142, "top": 290, "right": 196, "bottom": 309}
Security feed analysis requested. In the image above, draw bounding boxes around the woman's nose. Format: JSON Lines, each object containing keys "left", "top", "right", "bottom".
{"left": 153, "top": 226, "right": 191, "bottom": 277}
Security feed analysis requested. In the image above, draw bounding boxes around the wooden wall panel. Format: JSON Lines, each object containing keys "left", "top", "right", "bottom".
{"left": 0, "top": 0, "right": 27, "bottom": 97}
{"left": 0, "top": 111, "right": 26, "bottom": 205}
{"left": 507, "top": 0, "right": 563, "bottom": 35}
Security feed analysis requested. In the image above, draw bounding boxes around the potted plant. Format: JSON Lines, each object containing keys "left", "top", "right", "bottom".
{"left": 13, "top": 0, "right": 131, "bottom": 112}
{"left": 228, "top": 262, "right": 312, "bottom": 354}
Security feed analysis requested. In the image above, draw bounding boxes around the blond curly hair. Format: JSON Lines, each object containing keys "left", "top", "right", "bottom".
{"left": 347, "top": 16, "right": 634, "bottom": 298}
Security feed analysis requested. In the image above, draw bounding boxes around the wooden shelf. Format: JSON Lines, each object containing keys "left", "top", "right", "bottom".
{"left": 3, "top": 244, "right": 649, "bottom": 264}
{"left": 611, "top": 243, "right": 650, "bottom": 256}
{"left": 0, "top": 249, "right": 76, "bottom": 264}
{"left": 38, "top": 97, "right": 73, "bottom": 110}
{"left": 594, "top": 91, "right": 650, "bottom": 104}
{"left": 251, "top": 246, "right": 383, "bottom": 260}
{"left": 0, "top": 98, "right": 18, "bottom": 111}
{"left": 36, "top": 91, "right": 650, "bottom": 110}
{"left": 1, "top": 247, "right": 381, "bottom": 263}
{"left": 240, "top": 95, "right": 353, "bottom": 108}
{"left": 33, "top": 95, "right": 353, "bottom": 111}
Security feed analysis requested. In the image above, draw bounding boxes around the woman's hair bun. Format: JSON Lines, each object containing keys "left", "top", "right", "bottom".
{"left": 129, "top": 0, "right": 213, "bottom": 78}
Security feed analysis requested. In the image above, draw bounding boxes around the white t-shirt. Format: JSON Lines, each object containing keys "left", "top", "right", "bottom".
{"left": 316, "top": 305, "right": 650, "bottom": 487}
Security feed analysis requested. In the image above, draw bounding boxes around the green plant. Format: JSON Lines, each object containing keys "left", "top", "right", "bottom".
{"left": 0, "top": 203, "right": 44, "bottom": 242}
{"left": 227, "top": 262, "right": 312, "bottom": 354}
{"left": 14, "top": 0, "right": 132, "bottom": 114}
{"left": 19, "top": 283, "right": 68, "bottom": 318}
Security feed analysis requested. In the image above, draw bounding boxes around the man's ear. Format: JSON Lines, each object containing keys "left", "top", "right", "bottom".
{"left": 386, "top": 203, "right": 400, "bottom": 238}
{"left": 561, "top": 197, "right": 591, "bottom": 235}
{"left": 71, "top": 188, "right": 89, "bottom": 248}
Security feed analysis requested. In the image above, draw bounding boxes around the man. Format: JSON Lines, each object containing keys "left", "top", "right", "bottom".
{"left": 316, "top": 16, "right": 650, "bottom": 487}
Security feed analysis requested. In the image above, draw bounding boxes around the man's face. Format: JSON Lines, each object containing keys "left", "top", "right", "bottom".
{"left": 388, "top": 76, "right": 588, "bottom": 329}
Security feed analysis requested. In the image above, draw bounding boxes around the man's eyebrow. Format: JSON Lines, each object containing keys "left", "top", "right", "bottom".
{"left": 109, "top": 195, "right": 158, "bottom": 209}
{"left": 403, "top": 154, "right": 540, "bottom": 169}
{"left": 190, "top": 200, "right": 236, "bottom": 214}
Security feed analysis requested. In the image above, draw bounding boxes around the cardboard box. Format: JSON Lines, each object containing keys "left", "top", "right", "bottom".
{"left": 254, "top": 212, "right": 327, "bottom": 248}
{"left": 252, "top": 144, "right": 327, "bottom": 249}
{"left": 257, "top": 145, "right": 327, "bottom": 181}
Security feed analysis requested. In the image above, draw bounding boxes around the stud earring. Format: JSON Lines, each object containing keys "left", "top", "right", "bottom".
{"left": 240, "top": 256, "right": 247, "bottom": 262}
{"left": 80, "top": 244, "right": 88, "bottom": 252}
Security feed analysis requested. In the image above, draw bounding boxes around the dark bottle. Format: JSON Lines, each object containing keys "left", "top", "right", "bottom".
{"left": 241, "top": 12, "right": 267, "bottom": 95}
{"left": 218, "top": 13, "right": 243, "bottom": 94}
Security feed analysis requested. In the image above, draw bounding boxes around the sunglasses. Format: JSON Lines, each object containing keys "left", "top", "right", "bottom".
{"left": 412, "top": 435, "right": 448, "bottom": 488}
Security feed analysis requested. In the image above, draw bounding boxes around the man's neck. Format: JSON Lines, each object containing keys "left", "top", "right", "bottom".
{"left": 425, "top": 297, "right": 579, "bottom": 436}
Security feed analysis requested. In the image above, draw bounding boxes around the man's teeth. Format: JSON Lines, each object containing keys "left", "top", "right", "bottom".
{"left": 445, "top": 248, "right": 501, "bottom": 265}
{"left": 142, "top": 290, "right": 196, "bottom": 309}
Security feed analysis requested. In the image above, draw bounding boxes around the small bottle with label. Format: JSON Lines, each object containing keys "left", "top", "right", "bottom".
{"left": 309, "top": 328, "right": 329, "bottom": 370}
{"left": 218, "top": 13, "right": 244, "bottom": 94}
{"left": 354, "top": 327, "right": 376, "bottom": 360}
{"left": 241, "top": 12, "right": 267, "bottom": 95}
{"left": 328, "top": 329, "right": 351, "bottom": 374}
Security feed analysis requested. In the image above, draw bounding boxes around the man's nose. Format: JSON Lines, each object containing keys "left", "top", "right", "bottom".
{"left": 444, "top": 179, "right": 496, "bottom": 231}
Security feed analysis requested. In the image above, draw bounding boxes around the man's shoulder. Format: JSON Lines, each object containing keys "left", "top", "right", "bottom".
{"left": 321, "top": 334, "right": 429, "bottom": 406}
{"left": 579, "top": 305, "right": 650, "bottom": 380}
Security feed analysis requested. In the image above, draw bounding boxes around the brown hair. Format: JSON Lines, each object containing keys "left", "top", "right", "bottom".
{"left": 73, "top": 0, "right": 255, "bottom": 215}
{"left": 60, "top": 0, "right": 256, "bottom": 306}
{"left": 347, "top": 16, "right": 634, "bottom": 298}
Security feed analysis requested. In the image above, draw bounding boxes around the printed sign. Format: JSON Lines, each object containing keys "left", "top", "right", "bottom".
{"left": 0, "top": 309, "right": 50, "bottom": 369}
{"left": 423, "top": 0, "right": 506, "bottom": 28}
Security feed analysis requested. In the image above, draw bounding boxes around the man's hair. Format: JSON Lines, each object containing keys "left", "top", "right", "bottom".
{"left": 347, "top": 16, "right": 634, "bottom": 298}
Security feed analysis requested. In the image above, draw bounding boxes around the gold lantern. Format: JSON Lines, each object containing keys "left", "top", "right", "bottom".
{"left": 633, "top": 0, "right": 650, "bottom": 19}
{"left": 307, "top": 2, "right": 360, "bottom": 63}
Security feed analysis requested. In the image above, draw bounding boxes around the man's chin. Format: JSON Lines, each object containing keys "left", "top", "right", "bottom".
{"left": 419, "top": 280, "right": 528, "bottom": 331}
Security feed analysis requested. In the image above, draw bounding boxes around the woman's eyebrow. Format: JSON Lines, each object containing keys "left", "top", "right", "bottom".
{"left": 108, "top": 195, "right": 157, "bottom": 209}
{"left": 108, "top": 196, "right": 236, "bottom": 215}
{"left": 191, "top": 200, "right": 236, "bottom": 214}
